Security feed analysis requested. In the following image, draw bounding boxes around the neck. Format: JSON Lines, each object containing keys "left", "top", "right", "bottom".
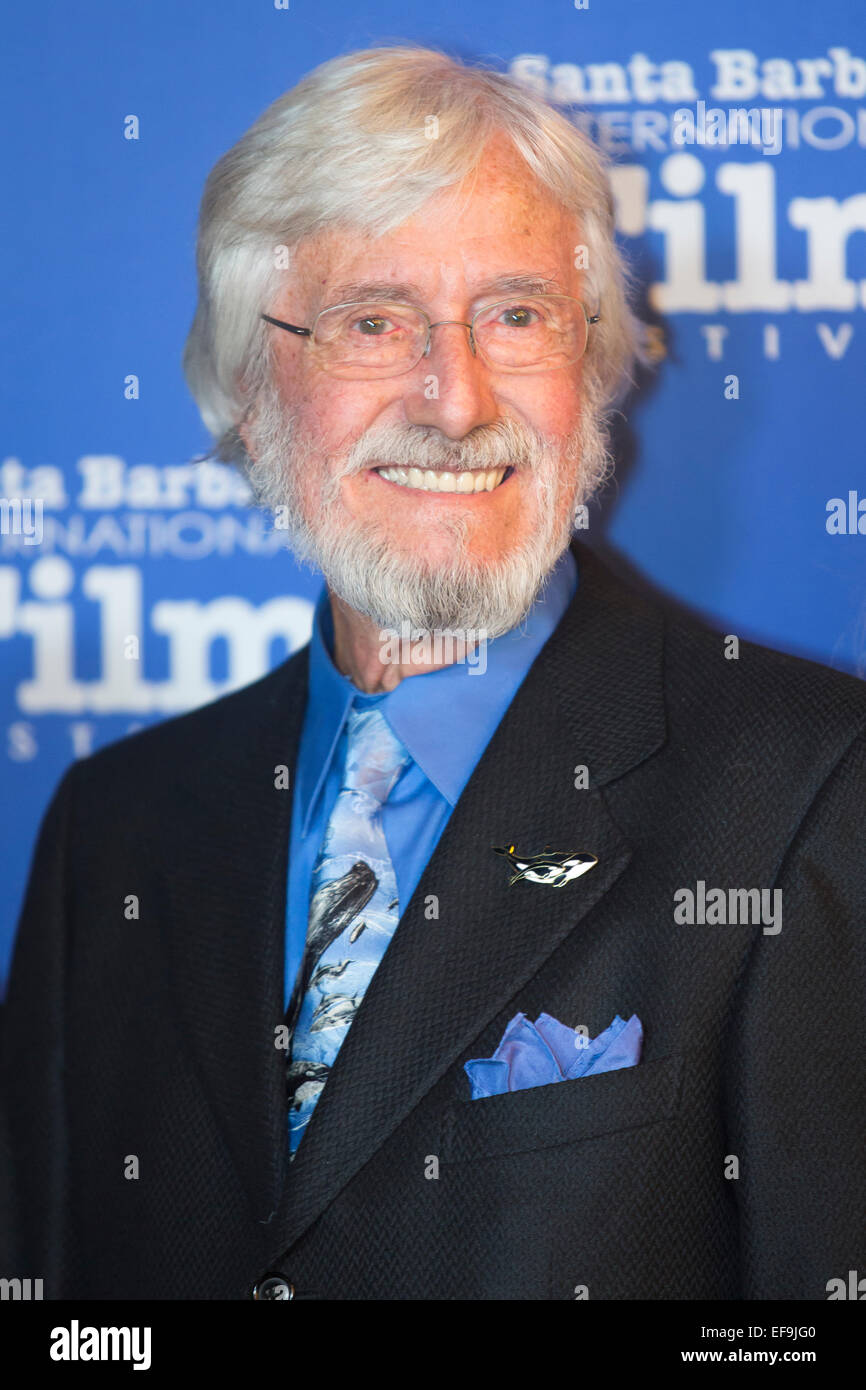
{"left": 329, "top": 590, "right": 477, "bottom": 693}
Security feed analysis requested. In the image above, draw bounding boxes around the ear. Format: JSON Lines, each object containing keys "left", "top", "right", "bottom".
{"left": 236, "top": 400, "right": 258, "bottom": 462}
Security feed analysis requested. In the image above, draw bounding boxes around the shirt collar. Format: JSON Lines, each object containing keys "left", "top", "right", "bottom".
{"left": 296, "top": 546, "right": 578, "bottom": 834}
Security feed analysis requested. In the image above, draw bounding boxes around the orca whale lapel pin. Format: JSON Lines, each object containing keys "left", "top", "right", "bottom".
{"left": 492, "top": 844, "right": 598, "bottom": 888}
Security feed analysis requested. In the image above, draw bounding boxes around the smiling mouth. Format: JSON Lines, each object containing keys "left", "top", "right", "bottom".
{"left": 373, "top": 465, "right": 514, "bottom": 493}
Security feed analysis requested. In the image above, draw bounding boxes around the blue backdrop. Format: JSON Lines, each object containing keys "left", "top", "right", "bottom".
{"left": 2, "top": 0, "right": 865, "bottom": 989}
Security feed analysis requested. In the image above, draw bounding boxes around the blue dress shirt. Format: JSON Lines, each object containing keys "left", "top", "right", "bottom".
{"left": 284, "top": 547, "right": 578, "bottom": 1012}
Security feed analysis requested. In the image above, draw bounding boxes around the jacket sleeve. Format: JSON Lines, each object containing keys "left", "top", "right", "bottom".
{"left": 1, "top": 763, "right": 78, "bottom": 1298}
{"left": 726, "top": 726, "right": 866, "bottom": 1299}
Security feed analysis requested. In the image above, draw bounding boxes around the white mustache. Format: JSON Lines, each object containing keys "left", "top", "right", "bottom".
{"left": 338, "top": 418, "right": 551, "bottom": 476}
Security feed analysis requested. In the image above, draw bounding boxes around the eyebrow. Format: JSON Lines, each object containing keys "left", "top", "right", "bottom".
{"left": 323, "top": 273, "right": 565, "bottom": 308}
{"left": 477, "top": 274, "right": 564, "bottom": 297}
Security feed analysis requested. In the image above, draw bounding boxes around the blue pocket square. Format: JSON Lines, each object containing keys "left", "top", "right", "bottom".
{"left": 464, "top": 1012, "right": 643, "bottom": 1099}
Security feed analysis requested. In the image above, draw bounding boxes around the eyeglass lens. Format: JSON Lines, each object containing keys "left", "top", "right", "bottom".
{"left": 311, "top": 296, "right": 589, "bottom": 377}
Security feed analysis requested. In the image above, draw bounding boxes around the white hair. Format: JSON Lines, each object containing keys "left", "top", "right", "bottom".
{"left": 183, "top": 43, "right": 644, "bottom": 465}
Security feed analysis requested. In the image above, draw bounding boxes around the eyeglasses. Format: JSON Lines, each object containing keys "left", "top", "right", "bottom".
{"left": 260, "top": 295, "right": 600, "bottom": 379}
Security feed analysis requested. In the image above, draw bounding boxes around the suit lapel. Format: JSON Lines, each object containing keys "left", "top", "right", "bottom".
{"left": 156, "top": 649, "right": 309, "bottom": 1225}
{"left": 263, "top": 541, "right": 667, "bottom": 1261}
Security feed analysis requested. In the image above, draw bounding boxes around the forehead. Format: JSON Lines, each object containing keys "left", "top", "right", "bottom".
{"left": 288, "top": 136, "right": 577, "bottom": 306}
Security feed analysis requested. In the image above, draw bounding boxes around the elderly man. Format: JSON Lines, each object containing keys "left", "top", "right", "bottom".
{"left": 3, "top": 46, "right": 865, "bottom": 1302}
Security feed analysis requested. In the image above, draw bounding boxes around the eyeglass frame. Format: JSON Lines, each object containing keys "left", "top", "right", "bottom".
{"left": 259, "top": 294, "right": 601, "bottom": 376}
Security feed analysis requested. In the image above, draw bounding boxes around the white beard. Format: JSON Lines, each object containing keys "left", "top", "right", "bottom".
{"left": 243, "top": 380, "right": 611, "bottom": 638}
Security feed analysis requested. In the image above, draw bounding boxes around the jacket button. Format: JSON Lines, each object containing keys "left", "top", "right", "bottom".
{"left": 252, "top": 1273, "right": 295, "bottom": 1300}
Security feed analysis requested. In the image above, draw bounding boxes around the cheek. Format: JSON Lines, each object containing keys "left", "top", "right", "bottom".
{"left": 550, "top": 371, "right": 584, "bottom": 434}
{"left": 287, "top": 378, "right": 398, "bottom": 514}
{"left": 507, "top": 369, "right": 583, "bottom": 439}
{"left": 291, "top": 368, "right": 398, "bottom": 455}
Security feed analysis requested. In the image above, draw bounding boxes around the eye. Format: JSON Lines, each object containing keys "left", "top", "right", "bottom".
{"left": 353, "top": 315, "right": 393, "bottom": 335}
{"left": 498, "top": 304, "right": 540, "bottom": 328}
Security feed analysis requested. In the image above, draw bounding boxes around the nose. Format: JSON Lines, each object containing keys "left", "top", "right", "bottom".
{"left": 403, "top": 320, "right": 499, "bottom": 439}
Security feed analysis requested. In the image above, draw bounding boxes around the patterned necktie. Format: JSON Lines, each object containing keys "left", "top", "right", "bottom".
{"left": 285, "top": 705, "right": 410, "bottom": 1155}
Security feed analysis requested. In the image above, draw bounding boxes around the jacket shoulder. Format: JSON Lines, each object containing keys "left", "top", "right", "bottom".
{"left": 665, "top": 602, "right": 866, "bottom": 718}
{"left": 575, "top": 542, "right": 866, "bottom": 753}
{"left": 659, "top": 600, "right": 866, "bottom": 792}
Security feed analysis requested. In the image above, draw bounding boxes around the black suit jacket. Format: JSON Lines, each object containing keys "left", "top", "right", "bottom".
{"left": 2, "top": 540, "right": 865, "bottom": 1299}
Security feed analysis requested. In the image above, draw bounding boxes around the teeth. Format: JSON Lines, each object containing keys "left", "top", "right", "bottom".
{"left": 377, "top": 465, "right": 508, "bottom": 493}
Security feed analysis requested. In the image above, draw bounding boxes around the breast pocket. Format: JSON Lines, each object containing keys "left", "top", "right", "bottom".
{"left": 441, "top": 1053, "right": 684, "bottom": 1163}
